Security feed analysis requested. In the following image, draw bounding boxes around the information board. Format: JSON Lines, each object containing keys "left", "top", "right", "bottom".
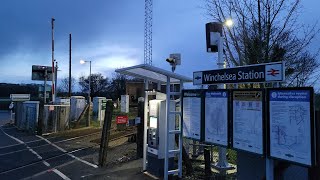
{"left": 182, "top": 90, "right": 202, "bottom": 140}
{"left": 232, "top": 90, "right": 264, "bottom": 155}
{"left": 204, "top": 90, "right": 229, "bottom": 146}
{"left": 268, "top": 88, "right": 315, "bottom": 166}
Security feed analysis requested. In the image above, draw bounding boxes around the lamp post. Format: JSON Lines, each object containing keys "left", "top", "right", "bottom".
{"left": 218, "top": 19, "right": 234, "bottom": 172}
{"left": 206, "top": 19, "right": 233, "bottom": 172}
{"left": 80, "top": 59, "right": 92, "bottom": 127}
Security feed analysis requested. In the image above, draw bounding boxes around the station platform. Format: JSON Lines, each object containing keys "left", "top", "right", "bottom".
{"left": 83, "top": 159, "right": 154, "bottom": 180}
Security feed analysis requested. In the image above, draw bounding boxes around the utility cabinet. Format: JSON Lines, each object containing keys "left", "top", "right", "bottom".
{"left": 70, "top": 96, "right": 86, "bottom": 121}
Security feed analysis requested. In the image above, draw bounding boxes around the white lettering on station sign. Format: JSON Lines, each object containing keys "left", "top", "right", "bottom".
{"left": 193, "top": 62, "right": 284, "bottom": 85}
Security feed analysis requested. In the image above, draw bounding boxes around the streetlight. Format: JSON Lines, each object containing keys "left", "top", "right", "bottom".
{"left": 224, "top": 18, "right": 234, "bottom": 28}
{"left": 205, "top": 19, "right": 233, "bottom": 172}
{"left": 80, "top": 59, "right": 92, "bottom": 127}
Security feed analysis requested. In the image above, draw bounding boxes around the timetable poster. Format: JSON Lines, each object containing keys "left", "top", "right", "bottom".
{"left": 232, "top": 90, "right": 264, "bottom": 154}
{"left": 182, "top": 90, "right": 202, "bottom": 140}
{"left": 205, "top": 90, "right": 229, "bottom": 146}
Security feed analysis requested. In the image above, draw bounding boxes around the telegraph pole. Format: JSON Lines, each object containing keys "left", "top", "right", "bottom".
{"left": 51, "top": 17, "right": 56, "bottom": 103}
{"left": 69, "top": 33, "right": 72, "bottom": 97}
{"left": 44, "top": 69, "right": 47, "bottom": 104}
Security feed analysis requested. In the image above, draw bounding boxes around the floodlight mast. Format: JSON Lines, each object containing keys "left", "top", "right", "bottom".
{"left": 144, "top": 0, "right": 153, "bottom": 65}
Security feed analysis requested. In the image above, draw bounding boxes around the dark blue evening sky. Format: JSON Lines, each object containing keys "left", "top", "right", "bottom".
{"left": 0, "top": 0, "right": 319, "bottom": 86}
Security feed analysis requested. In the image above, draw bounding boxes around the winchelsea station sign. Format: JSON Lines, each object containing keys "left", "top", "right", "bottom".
{"left": 193, "top": 62, "right": 284, "bottom": 85}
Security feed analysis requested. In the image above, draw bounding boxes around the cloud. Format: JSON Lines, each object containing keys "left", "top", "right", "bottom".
{"left": 0, "top": 50, "right": 49, "bottom": 83}
{"left": 95, "top": 55, "right": 139, "bottom": 69}
{"left": 56, "top": 43, "right": 142, "bottom": 79}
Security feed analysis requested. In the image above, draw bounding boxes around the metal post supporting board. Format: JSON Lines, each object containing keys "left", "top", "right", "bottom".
{"left": 143, "top": 79, "right": 149, "bottom": 171}
{"left": 215, "top": 33, "right": 229, "bottom": 171}
{"left": 164, "top": 76, "right": 170, "bottom": 179}
{"left": 265, "top": 82, "right": 280, "bottom": 180}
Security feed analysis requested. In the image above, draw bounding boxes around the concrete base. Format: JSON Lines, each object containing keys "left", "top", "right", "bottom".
{"left": 211, "top": 163, "right": 235, "bottom": 171}
{"left": 198, "top": 163, "right": 237, "bottom": 175}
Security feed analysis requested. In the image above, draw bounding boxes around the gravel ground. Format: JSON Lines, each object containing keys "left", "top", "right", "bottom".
{"left": 43, "top": 127, "right": 139, "bottom": 170}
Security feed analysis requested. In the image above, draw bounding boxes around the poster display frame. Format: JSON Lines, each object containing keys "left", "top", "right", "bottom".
{"left": 203, "top": 89, "right": 230, "bottom": 147}
{"left": 266, "top": 87, "right": 316, "bottom": 167}
{"left": 181, "top": 89, "right": 204, "bottom": 141}
{"left": 230, "top": 89, "right": 266, "bottom": 156}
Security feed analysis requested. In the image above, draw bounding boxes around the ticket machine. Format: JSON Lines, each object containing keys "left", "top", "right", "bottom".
{"left": 147, "top": 99, "right": 176, "bottom": 177}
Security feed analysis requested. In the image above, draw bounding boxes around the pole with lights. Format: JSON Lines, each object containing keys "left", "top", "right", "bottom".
{"left": 80, "top": 59, "right": 92, "bottom": 127}
{"left": 205, "top": 19, "right": 233, "bottom": 173}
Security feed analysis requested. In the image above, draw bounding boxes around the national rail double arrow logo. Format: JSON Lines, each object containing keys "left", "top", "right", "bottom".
{"left": 267, "top": 68, "right": 280, "bottom": 76}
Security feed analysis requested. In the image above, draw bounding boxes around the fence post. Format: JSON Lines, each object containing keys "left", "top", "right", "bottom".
{"left": 192, "top": 140, "right": 198, "bottom": 158}
{"left": 98, "top": 101, "right": 113, "bottom": 167}
{"left": 137, "top": 101, "right": 144, "bottom": 158}
{"left": 37, "top": 101, "right": 44, "bottom": 135}
{"left": 204, "top": 147, "right": 212, "bottom": 180}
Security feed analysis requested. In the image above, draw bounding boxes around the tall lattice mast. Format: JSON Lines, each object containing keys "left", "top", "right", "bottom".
{"left": 144, "top": 0, "right": 153, "bottom": 65}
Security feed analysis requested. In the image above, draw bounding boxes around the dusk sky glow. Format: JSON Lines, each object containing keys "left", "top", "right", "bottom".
{"left": 0, "top": 0, "right": 319, "bottom": 87}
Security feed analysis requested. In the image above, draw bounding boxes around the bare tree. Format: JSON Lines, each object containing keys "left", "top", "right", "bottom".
{"left": 58, "top": 76, "right": 76, "bottom": 93}
{"left": 78, "top": 73, "right": 110, "bottom": 97}
{"left": 108, "top": 73, "right": 129, "bottom": 100}
{"left": 205, "top": 0, "right": 320, "bottom": 86}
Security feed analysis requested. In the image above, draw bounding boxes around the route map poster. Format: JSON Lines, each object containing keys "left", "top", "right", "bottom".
{"left": 182, "top": 90, "right": 202, "bottom": 140}
{"left": 232, "top": 90, "right": 264, "bottom": 154}
{"left": 268, "top": 89, "right": 314, "bottom": 166}
{"left": 205, "top": 90, "right": 228, "bottom": 146}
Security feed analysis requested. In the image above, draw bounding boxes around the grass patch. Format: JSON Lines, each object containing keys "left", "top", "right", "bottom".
{"left": 71, "top": 106, "right": 138, "bottom": 129}
{"left": 112, "top": 107, "right": 138, "bottom": 120}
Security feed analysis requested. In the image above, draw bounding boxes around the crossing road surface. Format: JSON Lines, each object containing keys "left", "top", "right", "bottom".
{"left": 0, "top": 111, "right": 11, "bottom": 126}
{"left": 0, "top": 113, "right": 99, "bottom": 180}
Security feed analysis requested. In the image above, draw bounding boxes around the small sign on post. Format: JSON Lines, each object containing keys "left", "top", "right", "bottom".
{"left": 116, "top": 116, "right": 128, "bottom": 124}
{"left": 116, "top": 115, "right": 128, "bottom": 130}
{"left": 135, "top": 117, "right": 141, "bottom": 125}
{"left": 10, "top": 94, "right": 30, "bottom": 101}
{"left": 49, "top": 105, "right": 55, "bottom": 111}
{"left": 101, "top": 100, "right": 107, "bottom": 110}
